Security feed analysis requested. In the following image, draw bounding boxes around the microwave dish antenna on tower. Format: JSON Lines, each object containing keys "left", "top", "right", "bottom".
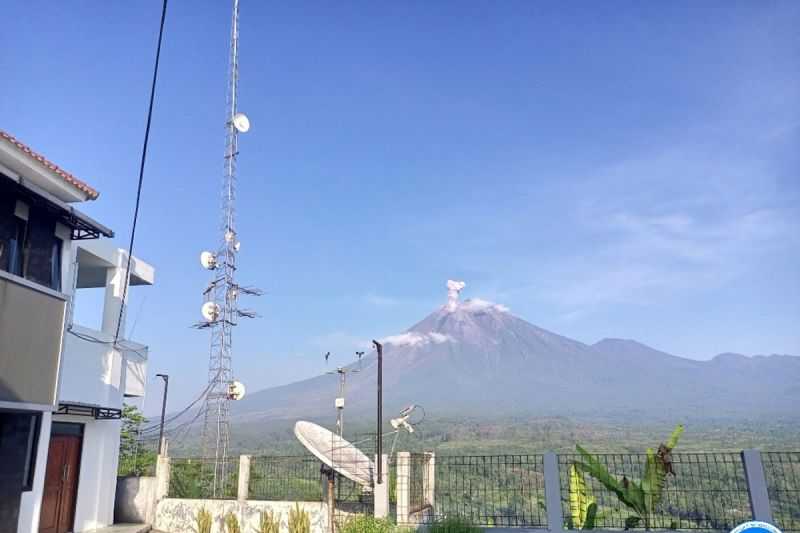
{"left": 196, "top": 0, "right": 261, "bottom": 499}
{"left": 201, "top": 301, "right": 221, "bottom": 322}
{"left": 232, "top": 112, "right": 251, "bottom": 133}
{"left": 200, "top": 251, "right": 217, "bottom": 270}
{"left": 228, "top": 380, "right": 246, "bottom": 401}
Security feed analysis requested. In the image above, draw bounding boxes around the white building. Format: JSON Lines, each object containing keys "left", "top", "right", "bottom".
{"left": 0, "top": 130, "right": 155, "bottom": 533}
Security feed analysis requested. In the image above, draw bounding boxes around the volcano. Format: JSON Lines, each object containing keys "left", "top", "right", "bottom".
{"left": 232, "top": 282, "right": 800, "bottom": 424}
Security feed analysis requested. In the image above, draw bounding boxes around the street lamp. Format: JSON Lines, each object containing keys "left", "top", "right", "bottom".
{"left": 372, "top": 340, "right": 383, "bottom": 483}
{"left": 155, "top": 373, "right": 169, "bottom": 455}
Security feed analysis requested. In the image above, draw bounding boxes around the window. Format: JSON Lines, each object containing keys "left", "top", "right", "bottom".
{"left": 8, "top": 216, "right": 27, "bottom": 277}
{"left": 22, "top": 413, "right": 41, "bottom": 491}
{"left": 50, "top": 238, "right": 63, "bottom": 291}
{"left": 0, "top": 410, "right": 41, "bottom": 492}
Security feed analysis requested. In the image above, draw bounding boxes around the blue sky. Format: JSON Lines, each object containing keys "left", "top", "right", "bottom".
{"left": 2, "top": 1, "right": 798, "bottom": 414}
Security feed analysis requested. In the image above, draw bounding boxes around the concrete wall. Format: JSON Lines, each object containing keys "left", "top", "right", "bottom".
{"left": 73, "top": 418, "right": 123, "bottom": 531}
{"left": 115, "top": 476, "right": 157, "bottom": 525}
{"left": 155, "top": 499, "right": 334, "bottom": 533}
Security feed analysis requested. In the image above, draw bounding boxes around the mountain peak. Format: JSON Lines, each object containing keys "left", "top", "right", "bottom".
{"left": 235, "top": 284, "right": 800, "bottom": 422}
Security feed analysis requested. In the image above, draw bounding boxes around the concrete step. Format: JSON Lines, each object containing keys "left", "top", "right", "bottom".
{"left": 83, "top": 524, "right": 150, "bottom": 533}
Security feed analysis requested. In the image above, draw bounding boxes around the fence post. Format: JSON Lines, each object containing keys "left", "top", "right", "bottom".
{"left": 374, "top": 454, "right": 389, "bottom": 519}
{"left": 742, "top": 450, "right": 773, "bottom": 523}
{"left": 543, "top": 452, "right": 563, "bottom": 533}
{"left": 155, "top": 455, "right": 171, "bottom": 501}
{"left": 238, "top": 455, "right": 251, "bottom": 501}
{"left": 423, "top": 452, "right": 436, "bottom": 510}
{"left": 397, "top": 452, "right": 411, "bottom": 526}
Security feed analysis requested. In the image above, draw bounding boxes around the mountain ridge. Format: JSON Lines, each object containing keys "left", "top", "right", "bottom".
{"left": 232, "top": 297, "right": 800, "bottom": 423}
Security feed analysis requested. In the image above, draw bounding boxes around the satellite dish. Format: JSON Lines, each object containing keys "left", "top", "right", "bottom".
{"left": 234, "top": 241, "right": 241, "bottom": 252}
{"left": 201, "top": 301, "right": 220, "bottom": 321}
{"left": 200, "top": 251, "right": 217, "bottom": 270}
{"left": 228, "top": 380, "right": 246, "bottom": 400}
{"left": 232, "top": 112, "right": 250, "bottom": 133}
{"left": 294, "top": 421, "right": 374, "bottom": 487}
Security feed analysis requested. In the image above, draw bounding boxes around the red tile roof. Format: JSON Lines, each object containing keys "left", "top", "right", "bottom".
{"left": 0, "top": 130, "right": 99, "bottom": 200}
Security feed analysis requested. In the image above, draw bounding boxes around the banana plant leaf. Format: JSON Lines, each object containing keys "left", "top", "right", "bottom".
{"left": 569, "top": 463, "right": 596, "bottom": 529}
{"left": 575, "top": 444, "right": 647, "bottom": 515}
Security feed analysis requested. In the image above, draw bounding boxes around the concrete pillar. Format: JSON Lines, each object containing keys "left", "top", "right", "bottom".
{"left": 237, "top": 455, "right": 251, "bottom": 501}
{"left": 742, "top": 450, "right": 773, "bottom": 523}
{"left": 155, "top": 455, "right": 171, "bottom": 501}
{"left": 373, "top": 454, "right": 389, "bottom": 519}
{"left": 543, "top": 452, "right": 564, "bottom": 533}
{"left": 423, "top": 452, "right": 435, "bottom": 509}
{"left": 101, "top": 265, "right": 128, "bottom": 337}
{"left": 396, "top": 452, "right": 410, "bottom": 526}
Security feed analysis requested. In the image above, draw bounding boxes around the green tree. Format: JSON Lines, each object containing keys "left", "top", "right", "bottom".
{"left": 118, "top": 403, "right": 157, "bottom": 476}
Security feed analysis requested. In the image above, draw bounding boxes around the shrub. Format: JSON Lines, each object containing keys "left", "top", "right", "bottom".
{"left": 195, "top": 507, "right": 212, "bottom": 533}
{"left": 337, "top": 515, "right": 397, "bottom": 533}
{"left": 288, "top": 503, "right": 310, "bottom": 533}
{"left": 428, "top": 517, "right": 482, "bottom": 533}
{"left": 258, "top": 510, "right": 280, "bottom": 533}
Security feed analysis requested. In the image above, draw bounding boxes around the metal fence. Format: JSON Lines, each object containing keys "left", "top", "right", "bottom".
{"left": 159, "top": 450, "right": 800, "bottom": 531}
{"left": 763, "top": 452, "right": 800, "bottom": 532}
{"left": 118, "top": 437, "right": 159, "bottom": 477}
{"left": 558, "top": 452, "right": 752, "bottom": 531}
{"left": 168, "top": 457, "right": 238, "bottom": 499}
{"left": 431, "top": 454, "right": 547, "bottom": 527}
{"left": 248, "top": 454, "right": 374, "bottom": 516}
{"left": 249, "top": 455, "right": 323, "bottom": 501}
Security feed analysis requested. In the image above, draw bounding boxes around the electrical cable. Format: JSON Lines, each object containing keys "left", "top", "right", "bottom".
{"left": 136, "top": 370, "right": 221, "bottom": 434}
{"left": 112, "top": 0, "right": 169, "bottom": 348}
{"left": 66, "top": 328, "right": 149, "bottom": 359}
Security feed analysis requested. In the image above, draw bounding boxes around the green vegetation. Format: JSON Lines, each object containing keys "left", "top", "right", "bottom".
{"left": 169, "top": 458, "right": 238, "bottom": 499}
{"left": 336, "top": 516, "right": 402, "bottom": 533}
{"left": 427, "top": 517, "right": 482, "bottom": 532}
{"left": 257, "top": 510, "right": 280, "bottom": 533}
{"left": 574, "top": 424, "right": 683, "bottom": 529}
{"left": 168, "top": 414, "right": 800, "bottom": 458}
{"left": 118, "top": 404, "right": 157, "bottom": 476}
{"left": 288, "top": 503, "right": 310, "bottom": 533}
{"left": 195, "top": 507, "right": 212, "bottom": 533}
{"left": 223, "top": 512, "right": 241, "bottom": 533}
{"left": 568, "top": 463, "right": 597, "bottom": 529}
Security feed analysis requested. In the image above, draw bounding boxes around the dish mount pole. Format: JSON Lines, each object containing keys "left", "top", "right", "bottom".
{"left": 321, "top": 464, "right": 336, "bottom": 533}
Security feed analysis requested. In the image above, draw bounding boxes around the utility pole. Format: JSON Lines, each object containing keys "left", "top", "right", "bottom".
{"left": 155, "top": 373, "right": 169, "bottom": 455}
{"left": 373, "top": 340, "right": 383, "bottom": 483}
{"left": 335, "top": 368, "right": 346, "bottom": 437}
{"left": 327, "top": 364, "right": 360, "bottom": 438}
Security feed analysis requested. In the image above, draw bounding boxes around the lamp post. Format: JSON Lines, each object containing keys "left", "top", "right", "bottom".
{"left": 372, "top": 340, "right": 383, "bottom": 483}
{"left": 155, "top": 373, "right": 169, "bottom": 455}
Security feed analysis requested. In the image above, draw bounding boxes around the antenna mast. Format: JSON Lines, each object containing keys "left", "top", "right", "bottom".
{"left": 196, "top": 0, "right": 260, "bottom": 498}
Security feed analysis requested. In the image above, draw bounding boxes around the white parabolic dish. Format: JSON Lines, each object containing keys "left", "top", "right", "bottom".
{"left": 294, "top": 421, "right": 374, "bottom": 487}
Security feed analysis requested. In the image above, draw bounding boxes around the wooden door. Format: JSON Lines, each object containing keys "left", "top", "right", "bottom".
{"left": 39, "top": 435, "right": 81, "bottom": 533}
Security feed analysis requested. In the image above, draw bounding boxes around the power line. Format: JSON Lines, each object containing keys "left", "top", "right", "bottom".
{"left": 112, "top": 0, "right": 169, "bottom": 347}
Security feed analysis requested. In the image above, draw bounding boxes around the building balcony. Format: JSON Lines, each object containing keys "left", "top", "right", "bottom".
{"left": 56, "top": 240, "right": 154, "bottom": 411}
{"left": 0, "top": 269, "right": 67, "bottom": 407}
{"left": 59, "top": 324, "right": 149, "bottom": 410}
